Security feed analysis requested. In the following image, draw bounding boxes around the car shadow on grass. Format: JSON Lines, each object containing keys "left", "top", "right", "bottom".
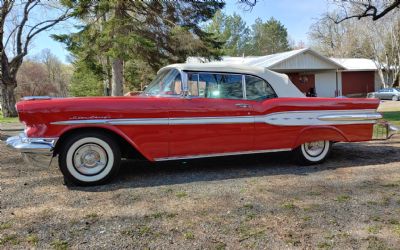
{"left": 68, "top": 140, "right": 400, "bottom": 192}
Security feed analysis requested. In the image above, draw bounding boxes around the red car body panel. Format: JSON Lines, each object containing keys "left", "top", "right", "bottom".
{"left": 16, "top": 96, "right": 380, "bottom": 161}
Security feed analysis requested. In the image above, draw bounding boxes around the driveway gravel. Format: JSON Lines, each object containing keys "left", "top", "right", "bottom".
{"left": 0, "top": 101, "right": 400, "bottom": 249}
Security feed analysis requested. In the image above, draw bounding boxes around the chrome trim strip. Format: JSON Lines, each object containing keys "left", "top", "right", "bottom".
{"left": 258, "top": 109, "right": 379, "bottom": 126}
{"left": 21, "top": 96, "right": 52, "bottom": 101}
{"left": 318, "top": 113, "right": 382, "bottom": 121}
{"left": 51, "top": 118, "right": 170, "bottom": 126}
{"left": 170, "top": 116, "right": 254, "bottom": 125}
{"left": 50, "top": 109, "right": 381, "bottom": 126}
{"left": 154, "top": 148, "right": 292, "bottom": 161}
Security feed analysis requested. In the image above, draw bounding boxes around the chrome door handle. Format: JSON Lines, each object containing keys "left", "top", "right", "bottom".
{"left": 235, "top": 103, "right": 250, "bottom": 108}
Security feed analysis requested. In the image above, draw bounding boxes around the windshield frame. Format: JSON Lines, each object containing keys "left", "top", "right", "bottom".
{"left": 142, "top": 68, "right": 185, "bottom": 97}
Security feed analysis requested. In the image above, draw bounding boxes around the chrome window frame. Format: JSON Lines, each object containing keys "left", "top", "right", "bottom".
{"left": 182, "top": 71, "right": 246, "bottom": 100}
{"left": 243, "top": 74, "right": 278, "bottom": 101}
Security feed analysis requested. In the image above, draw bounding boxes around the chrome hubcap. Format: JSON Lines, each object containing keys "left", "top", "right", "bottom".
{"left": 304, "top": 141, "right": 325, "bottom": 157}
{"left": 73, "top": 144, "right": 108, "bottom": 175}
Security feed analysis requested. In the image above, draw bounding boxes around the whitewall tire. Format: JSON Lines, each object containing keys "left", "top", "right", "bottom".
{"left": 293, "top": 140, "right": 331, "bottom": 165}
{"left": 392, "top": 95, "right": 399, "bottom": 101}
{"left": 59, "top": 132, "right": 121, "bottom": 186}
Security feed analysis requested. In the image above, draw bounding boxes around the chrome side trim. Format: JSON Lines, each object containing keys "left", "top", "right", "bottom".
{"left": 170, "top": 116, "right": 254, "bottom": 125}
{"left": 21, "top": 96, "right": 52, "bottom": 101}
{"left": 50, "top": 109, "right": 381, "bottom": 126}
{"left": 318, "top": 113, "right": 382, "bottom": 121}
{"left": 258, "top": 109, "right": 380, "bottom": 126}
{"left": 52, "top": 118, "right": 170, "bottom": 126}
{"left": 154, "top": 148, "right": 292, "bottom": 161}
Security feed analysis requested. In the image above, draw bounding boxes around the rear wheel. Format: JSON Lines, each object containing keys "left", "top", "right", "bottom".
{"left": 58, "top": 132, "right": 121, "bottom": 186}
{"left": 293, "top": 140, "right": 331, "bottom": 165}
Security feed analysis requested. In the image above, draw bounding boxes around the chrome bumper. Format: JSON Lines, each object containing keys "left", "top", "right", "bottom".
{"left": 387, "top": 124, "right": 400, "bottom": 139}
{"left": 5, "top": 133, "right": 58, "bottom": 167}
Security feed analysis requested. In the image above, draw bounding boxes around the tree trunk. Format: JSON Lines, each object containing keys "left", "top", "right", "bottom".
{"left": 111, "top": 58, "right": 123, "bottom": 96}
{"left": 0, "top": 82, "right": 18, "bottom": 117}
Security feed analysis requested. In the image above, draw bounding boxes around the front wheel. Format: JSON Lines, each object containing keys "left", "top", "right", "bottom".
{"left": 58, "top": 132, "right": 121, "bottom": 186}
{"left": 293, "top": 140, "right": 331, "bottom": 165}
{"left": 392, "top": 95, "right": 399, "bottom": 101}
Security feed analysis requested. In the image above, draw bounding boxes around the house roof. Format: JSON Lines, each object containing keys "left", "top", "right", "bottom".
{"left": 330, "top": 58, "right": 377, "bottom": 71}
{"left": 187, "top": 48, "right": 346, "bottom": 71}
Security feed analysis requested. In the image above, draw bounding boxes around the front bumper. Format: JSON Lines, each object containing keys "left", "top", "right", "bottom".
{"left": 6, "top": 133, "right": 58, "bottom": 167}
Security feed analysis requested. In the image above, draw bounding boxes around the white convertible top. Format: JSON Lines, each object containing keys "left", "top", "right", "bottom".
{"left": 160, "top": 63, "right": 304, "bottom": 98}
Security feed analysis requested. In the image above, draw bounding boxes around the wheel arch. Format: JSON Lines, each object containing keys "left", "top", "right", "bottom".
{"left": 53, "top": 126, "right": 149, "bottom": 160}
{"left": 292, "top": 126, "right": 349, "bottom": 148}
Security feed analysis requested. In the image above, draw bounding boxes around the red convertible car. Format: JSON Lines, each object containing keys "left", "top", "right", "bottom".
{"left": 6, "top": 63, "right": 398, "bottom": 185}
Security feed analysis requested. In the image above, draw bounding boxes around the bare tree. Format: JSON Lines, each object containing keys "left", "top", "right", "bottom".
{"left": 364, "top": 15, "right": 400, "bottom": 87}
{"left": 239, "top": 0, "right": 400, "bottom": 23}
{"left": 0, "top": 0, "right": 72, "bottom": 117}
{"left": 328, "top": 0, "right": 400, "bottom": 23}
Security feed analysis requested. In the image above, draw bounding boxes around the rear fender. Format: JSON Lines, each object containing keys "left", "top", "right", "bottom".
{"left": 293, "top": 126, "right": 348, "bottom": 148}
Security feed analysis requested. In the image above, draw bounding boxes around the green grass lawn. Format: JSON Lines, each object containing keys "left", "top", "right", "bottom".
{"left": 0, "top": 110, "right": 19, "bottom": 123}
{"left": 381, "top": 111, "right": 400, "bottom": 126}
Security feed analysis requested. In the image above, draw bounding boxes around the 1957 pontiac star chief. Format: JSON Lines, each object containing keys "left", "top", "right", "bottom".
{"left": 6, "top": 63, "right": 399, "bottom": 185}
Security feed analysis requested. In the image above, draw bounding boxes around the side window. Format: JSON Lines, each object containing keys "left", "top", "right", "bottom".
{"left": 187, "top": 72, "right": 243, "bottom": 99}
{"left": 245, "top": 75, "right": 277, "bottom": 100}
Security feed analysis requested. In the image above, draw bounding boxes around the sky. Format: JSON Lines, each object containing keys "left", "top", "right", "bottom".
{"left": 27, "top": 0, "right": 329, "bottom": 64}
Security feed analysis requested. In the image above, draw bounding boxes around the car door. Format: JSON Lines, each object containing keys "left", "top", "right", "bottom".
{"left": 167, "top": 72, "right": 255, "bottom": 158}
{"left": 241, "top": 75, "right": 295, "bottom": 151}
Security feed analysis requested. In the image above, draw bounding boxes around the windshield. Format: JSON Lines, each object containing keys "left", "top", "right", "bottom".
{"left": 142, "top": 69, "right": 182, "bottom": 96}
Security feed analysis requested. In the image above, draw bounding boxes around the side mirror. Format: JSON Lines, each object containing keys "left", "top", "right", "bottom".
{"left": 143, "top": 85, "right": 148, "bottom": 91}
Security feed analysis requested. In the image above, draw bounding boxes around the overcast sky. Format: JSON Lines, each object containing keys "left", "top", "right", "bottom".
{"left": 28, "top": 0, "right": 329, "bottom": 64}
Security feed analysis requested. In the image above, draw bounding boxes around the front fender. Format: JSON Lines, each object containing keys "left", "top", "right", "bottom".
{"left": 293, "top": 126, "right": 349, "bottom": 148}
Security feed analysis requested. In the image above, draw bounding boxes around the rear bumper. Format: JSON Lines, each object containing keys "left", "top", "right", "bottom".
{"left": 6, "top": 133, "right": 58, "bottom": 167}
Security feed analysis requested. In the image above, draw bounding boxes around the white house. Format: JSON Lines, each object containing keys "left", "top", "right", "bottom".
{"left": 188, "top": 48, "right": 381, "bottom": 97}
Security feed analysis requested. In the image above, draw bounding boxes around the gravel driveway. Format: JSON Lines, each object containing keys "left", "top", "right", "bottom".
{"left": 1, "top": 126, "right": 400, "bottom": 249}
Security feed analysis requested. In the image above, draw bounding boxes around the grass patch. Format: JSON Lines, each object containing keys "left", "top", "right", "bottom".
{"left": 26, "top": 234, "right": 39, "bottom": 246}
{"left": 281, "top": 201, "right": 296, "bottom": 209}
{"left": 367, "top": 225, "right": 381, "bottom": 234}
{"left": 370, "top": 215, "right": 381, "bottom": 222}
{"left": 317, "top": 241, "right": 332, "bottom": 249}
{"left": 0, "top": 234, "right": 20, "bottom": 246}
{"left": 393, "top": 224, "right": 400, "bottom": 236}
{"left": 176, "top": 191, "right": 187, "bottom": 198}
{"left": 335, "top": 194, "right": 350, "bottom": 203}
{"left": 381, "top": 111, "right": 400, "bottom": 126}
{"left": 85, "top": 212, "right": 99, "bottom": 220}
{"left": 51, "top": 239, "right": 68, "bottom": 250}
{"left": 148, "top": 211, "right": 177, "bottom": 219}
{"left": 139, "top": 226, "right": 152, "bottom": 236}
{"left": 183, "top": 231, "right": 194, "bottom": 240}
{"left": 0, "top": 222, "right": 12, "bottom": 230}
{"left": 0, "top": 110, "right": 19, "bottom": 123}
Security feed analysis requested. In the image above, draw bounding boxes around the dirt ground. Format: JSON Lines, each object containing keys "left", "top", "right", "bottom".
{"left": 1, "top": 103, "right": 400, "bottom": 249}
